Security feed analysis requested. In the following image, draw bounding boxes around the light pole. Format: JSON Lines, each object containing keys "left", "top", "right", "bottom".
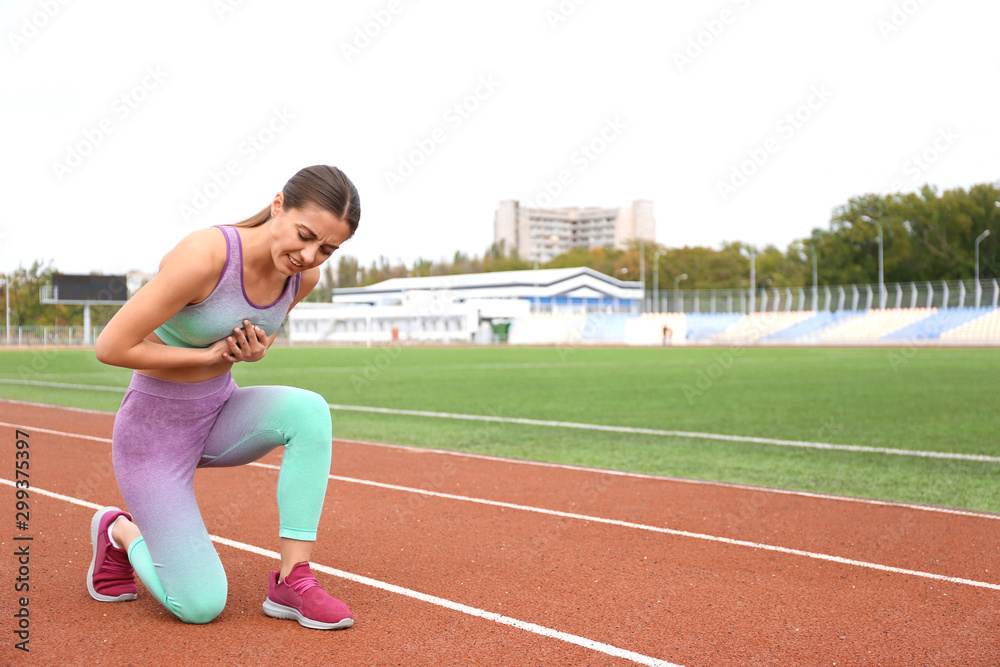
{"left": 808, "top": 245, "right": 818, "bottom": 311}
{"left": 2, "top": 272, "right": 7, "bottom": 346}
{"left": 673, "top": 273, "right": 687, "bottom": 313}
{"left": 0, "top": 234, "right": 7, "bottom": 345}
{"left": 653, "top": 250, "right": 666, "bottom": 313}
{"left": 975, "top": 229, "right": 991, "bottom": 308}
{"left": 860, "top": 215, "right": 884, "bottom": 308}
{"left": 639, "top": 240, "right": 645, "bottom": 313}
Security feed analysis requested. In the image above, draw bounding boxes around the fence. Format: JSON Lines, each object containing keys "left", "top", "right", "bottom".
{"left": 646, "top": 279, "right": 1000, "bottom": 315}
{"left": 0, "top": 324, "right": 295, "bottom": 347}
{"left": 0, "top": 326, "right": 103, "bottom": 346}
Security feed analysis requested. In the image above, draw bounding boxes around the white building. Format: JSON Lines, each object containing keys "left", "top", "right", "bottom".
{"left": 494, "top": 200, "right": 655, "bottom": 264}
{"left": 287, "top": 267, "right": 642, "bottom": 344}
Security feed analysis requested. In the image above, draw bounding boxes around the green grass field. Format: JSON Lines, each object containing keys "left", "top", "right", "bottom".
{"left": 1, "top": 345, "right": 998, "bottom": 512}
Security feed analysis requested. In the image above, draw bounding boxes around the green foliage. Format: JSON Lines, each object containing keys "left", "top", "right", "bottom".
{"left": 1, "top": 261, "right": 121, "bottom": 327}
{"left": 816, "top": 183, "right": 1000, "bottom": 284}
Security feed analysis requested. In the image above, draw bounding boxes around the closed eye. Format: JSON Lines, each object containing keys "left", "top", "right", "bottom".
{"left": 298, "top": 226, "right": 339, "bottom": 255}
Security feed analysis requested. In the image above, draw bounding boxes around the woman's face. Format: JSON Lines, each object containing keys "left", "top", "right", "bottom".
{"left": 268, "top": 195, "right": 352, "bottom": 275}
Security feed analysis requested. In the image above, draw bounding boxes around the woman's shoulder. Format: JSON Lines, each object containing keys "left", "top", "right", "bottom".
{"left": 158, "top": 227, "right": 228, "bottom": 274}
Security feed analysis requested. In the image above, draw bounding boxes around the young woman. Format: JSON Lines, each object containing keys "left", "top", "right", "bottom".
{"left": 89, "top": 165, "right": 360, "bottom": 630}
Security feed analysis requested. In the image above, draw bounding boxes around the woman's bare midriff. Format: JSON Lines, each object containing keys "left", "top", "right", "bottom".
{"left": 136, "top": 332, "right": 234, "bottom": 383}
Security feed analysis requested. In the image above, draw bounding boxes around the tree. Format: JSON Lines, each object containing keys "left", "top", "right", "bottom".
{"left": 336, "top": 255, "right": 360, "bottom": 287}
{"left": 2, "top": 261, "right": 120, "bottom": 327}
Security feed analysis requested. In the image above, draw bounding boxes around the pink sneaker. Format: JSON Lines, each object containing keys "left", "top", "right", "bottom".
{"left": 262, "top": 562, "right": 353, "bottom": 630}
{"left": 87, "top": 506, "right": 137, "bottom": 602}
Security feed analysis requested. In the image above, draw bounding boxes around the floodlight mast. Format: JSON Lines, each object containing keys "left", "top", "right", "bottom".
{"left": 0, "top": 234, "right": 7, "bottom": 345}
{"left": 860, "top": 215, "right": 885, "bottom": 309}
{"left": 673, "top": 273, "right": 688, "bottom": 313}
{"left": 653, "top": 250, "right": 667, "bottom": 312}
{"left": 975, "top": 229, "right": 991, "bottom": 308}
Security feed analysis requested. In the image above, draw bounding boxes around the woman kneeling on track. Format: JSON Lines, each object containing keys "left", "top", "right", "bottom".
{"left": 89, "top": 165, "right": 360, "bottom": 630}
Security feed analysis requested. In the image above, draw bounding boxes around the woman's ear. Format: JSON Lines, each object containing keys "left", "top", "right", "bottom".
{"left": 270, "top": 192, "right": 284, "bottom": 218}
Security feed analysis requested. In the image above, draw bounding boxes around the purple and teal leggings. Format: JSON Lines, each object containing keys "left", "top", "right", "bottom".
{"left": 111, "top": 371, "right": 333, "bottom": 624}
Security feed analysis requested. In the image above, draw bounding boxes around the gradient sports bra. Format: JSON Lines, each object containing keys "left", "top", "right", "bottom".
{"left": 153, "top": 226, "right": 301, "bottom": 348}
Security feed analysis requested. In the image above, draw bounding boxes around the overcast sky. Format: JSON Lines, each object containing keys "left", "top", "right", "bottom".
{"left": 2, "top": 0, "right": 997, "bottom": 277}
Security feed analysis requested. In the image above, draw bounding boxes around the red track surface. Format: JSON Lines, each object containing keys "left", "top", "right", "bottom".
{"left": 1, "top": 400, "right": 998, "bottom": 666}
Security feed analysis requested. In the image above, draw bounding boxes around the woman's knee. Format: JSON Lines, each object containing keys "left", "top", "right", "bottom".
{"left": 276, "top": 390, "right": 332, "bottom": 441}
{"left": 172, "top": 584, "right": 228, "bottom": 625}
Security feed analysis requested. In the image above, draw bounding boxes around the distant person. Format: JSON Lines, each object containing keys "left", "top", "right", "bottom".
{"left": 662, "top": 324, "right": 672, "bottom": 346}
{"left": 90, "top": 165, "right": 359, "bottom": 630}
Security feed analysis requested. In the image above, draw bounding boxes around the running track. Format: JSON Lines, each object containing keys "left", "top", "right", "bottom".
{"left": 1, "top": 400, "right": 998, "bottom": 666}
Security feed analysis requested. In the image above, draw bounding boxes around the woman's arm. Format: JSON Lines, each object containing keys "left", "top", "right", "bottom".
{"left": 95, "top": 229, "right": 230, "bottom": 370}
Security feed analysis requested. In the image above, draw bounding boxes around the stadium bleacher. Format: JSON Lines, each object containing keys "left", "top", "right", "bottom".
{"left": 505, "top": 307, "right": 1000, "bottom": 346}
{"left": 883, "top": 307, "right": 992, "bottom": 340}
{"left": 940, "top": 308, "right": 1000, "bottom": 341}
{"left": 818, "top": 308, "right": 936, "bottom": 343}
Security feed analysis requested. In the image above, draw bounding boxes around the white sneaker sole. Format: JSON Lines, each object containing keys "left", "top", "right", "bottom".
{"left": 262, "top": 599, "right": 354, "bottom": 630}
{"left": 87, "top": 506, "right": 137, "bottom": 603}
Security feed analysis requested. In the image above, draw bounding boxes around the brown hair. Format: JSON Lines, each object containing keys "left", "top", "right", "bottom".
{"left": 234, "top": 165, "right": 361, "bottom": 236}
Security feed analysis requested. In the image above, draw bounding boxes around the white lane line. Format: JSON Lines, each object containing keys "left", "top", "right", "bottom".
{"left": 2, "top": 385, "right": 995, "bottom": 462}
{"left": 0, "top": 378, "right": 125, "bottom": 392}
{"left": 0, "top": 399, "right": 117, "bottom": 416}
{"left": 325, "top": 403, "right": 1000, "bottom": 463}
{"left": 336, "top": 438, "right": 1000, "bottom": 521}
{"left": 247, "top": 462, "right": 1000, "bottom": 593}
{"left": 3, "top": 420, "right": 998, "bottom": 524}
{"left": 2, "top": 479, "right": 679, "bottom": 667}
{"left": 0, "top": 422, "right": 112, "bottom": 443}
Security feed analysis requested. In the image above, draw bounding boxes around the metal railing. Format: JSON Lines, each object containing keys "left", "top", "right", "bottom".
{"left": 0, "top": 325, "right": 101, "bottom": 346}
{"left": 646, "top": 279, "right": 1000, "bottom": 314}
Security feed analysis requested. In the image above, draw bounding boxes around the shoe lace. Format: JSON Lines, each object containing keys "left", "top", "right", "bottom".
{"left": 285, "top": 570, "right": 322, "bottom": 597}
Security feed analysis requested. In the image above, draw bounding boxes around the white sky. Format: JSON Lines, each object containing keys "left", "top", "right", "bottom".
{"left": 2, "top": 0, "right": 997, "bottom": 276}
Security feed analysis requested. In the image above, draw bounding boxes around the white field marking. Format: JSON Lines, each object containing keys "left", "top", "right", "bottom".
{"left": 0, "top": 371, "right": 129, "bottom": 380}
{"left": 0, "top": 378, "right": 126, "bottom": 392}
{"left": 2, "top": 478, "right": 679, "bottom": 667}
{"left": 238, "top": 359, "right": 661, "bottom": 374}
{"left": 0, "top": 358, "right": 675, "bottom": 383}
{"left": 255, "top": 461, "right": 1000, "bottom": 593}
{"left": 0, "top": 398, "right": 118, "bottom": 416}
{"left": 0, "top": 421, "right": 114, "bottom": 443}
{"left": 326, "top": 403, "right": 1000, "bottom": 464}
{"left": 334, "top": 438, "right": 1000, "bottom": 521}
{"left": 3, "top": 380, "right": 997, "bottom": 462}
{"left": 3, "top": 417, "right": 999, "bottom": 523}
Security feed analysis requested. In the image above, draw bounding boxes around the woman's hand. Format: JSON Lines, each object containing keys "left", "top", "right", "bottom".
{"left": 217, "top": 320, "right": 268, "bottom": 364}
